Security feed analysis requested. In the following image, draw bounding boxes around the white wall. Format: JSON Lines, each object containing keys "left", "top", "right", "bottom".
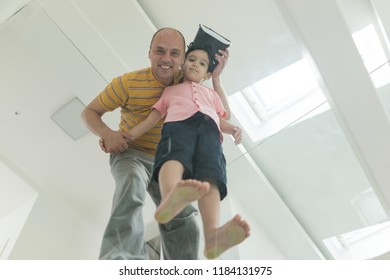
{"left": 9, "top": 183, "right": 103, "bottom": 260}
{"left": 0, "top": 160, "right": 38, "bottom": 259}
{"left": 0, "top": 156, "right": 97, "bottom": 260}
{"left": 0, "top": 196, "right": 37, "bottom": 260}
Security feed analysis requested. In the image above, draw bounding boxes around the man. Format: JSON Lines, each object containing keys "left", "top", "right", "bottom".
{"left": 81, "top": 27, "right": 234, "bottom": 259}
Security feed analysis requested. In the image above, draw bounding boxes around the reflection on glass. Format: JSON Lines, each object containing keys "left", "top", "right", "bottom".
{"left": 230, "top": 59, "right": 327, "bottom": 143}
{"left": 323, "top": 221, "right": 390, "bottom": 259}
{"left": 228, "top": 23, "right": 390, "bottom": 259}
{"left": 352, "top": 24, "right": 390, "bottom": 88}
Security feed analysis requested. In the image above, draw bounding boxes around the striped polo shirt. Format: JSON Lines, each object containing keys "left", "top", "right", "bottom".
{"left": 98, "top": 67, "right": 176, "bottom": 155}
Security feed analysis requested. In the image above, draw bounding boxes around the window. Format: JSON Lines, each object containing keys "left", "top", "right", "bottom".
{"left": 229, "top": 59, "right": 326, "bottom": 143}
{"left": 230, "top": 24, "right": 390, "bottom": 143}
{"left": 352, "top": 24, "right": 390, "bottom": 88}
{"left": 245, "top": 59, "right": 319, "bottom": 120}
{"left": 323, "top": 221, "right": 390, "bottom": 259}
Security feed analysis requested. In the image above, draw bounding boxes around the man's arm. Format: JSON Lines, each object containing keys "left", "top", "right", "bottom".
{"left": 81, "top": 98, "right": 132, "bottom": 154}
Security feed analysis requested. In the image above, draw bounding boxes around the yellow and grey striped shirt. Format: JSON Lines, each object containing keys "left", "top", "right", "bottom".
{"left": 98, "top": 67, "right": 177, "bottom": 155}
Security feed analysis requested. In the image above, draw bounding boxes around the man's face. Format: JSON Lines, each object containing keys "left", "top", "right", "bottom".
{"left": 149, "top": 29, "right": 185, "bottom": 86}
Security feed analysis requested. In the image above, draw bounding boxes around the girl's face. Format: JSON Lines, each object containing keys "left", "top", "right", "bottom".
{"left": 183, "top": 49, "right": 211, "bottom": 83}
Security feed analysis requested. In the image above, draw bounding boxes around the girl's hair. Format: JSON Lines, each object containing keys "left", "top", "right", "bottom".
{"left": 185, "top": 42, "right": 215, "bottom": 73}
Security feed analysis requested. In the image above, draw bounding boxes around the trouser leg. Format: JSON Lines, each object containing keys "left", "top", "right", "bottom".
{"left": 99, "top": 150, "right": 150, "bottom": 260}
{"left": 148, "top": 181, "right": 201, "bottom": 260}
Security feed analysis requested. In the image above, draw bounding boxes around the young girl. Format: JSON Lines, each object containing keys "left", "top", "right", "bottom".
{"left": 127, "top": 46, "right": 250, "bottom": 259}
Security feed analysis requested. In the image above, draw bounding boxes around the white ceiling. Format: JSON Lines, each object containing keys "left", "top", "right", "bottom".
{"left": 0, "top": 0, "right": 30, "bottom": 24}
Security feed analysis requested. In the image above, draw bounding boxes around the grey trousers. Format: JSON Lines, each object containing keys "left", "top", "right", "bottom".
{"left": 99, "top": 148, "right": 200, "bottom": 260}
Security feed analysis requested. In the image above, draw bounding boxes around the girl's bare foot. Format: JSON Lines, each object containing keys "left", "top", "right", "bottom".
{"left": 155, "top": 179, "right": 210, "bottom": 224}
{"left": 204, "top": 214, "right": 250, "bottom": 259}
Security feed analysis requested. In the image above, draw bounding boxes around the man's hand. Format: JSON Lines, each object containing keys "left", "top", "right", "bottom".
{"left": 99, "top": 130, "right": 134, "bottom": 154}
{"left": 231, "top": 125, "right": 242, "bottom": 145}
{"left": 220, "top": 118, "right": 243, "bottom": 145}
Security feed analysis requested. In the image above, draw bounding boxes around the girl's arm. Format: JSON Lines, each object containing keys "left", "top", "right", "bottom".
{"left": 128, "top": 109, "right": 163, "bottom": 139}
{"left": 212, "top": 49, "right": 231, "bottom": 120}
{"left": 213, "top": 77, "right": 230, "bottom": 120}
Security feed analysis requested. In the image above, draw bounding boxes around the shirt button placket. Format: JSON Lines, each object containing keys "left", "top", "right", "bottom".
{"left": 193, "top": 84, "right": 200, "bottom": 108}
